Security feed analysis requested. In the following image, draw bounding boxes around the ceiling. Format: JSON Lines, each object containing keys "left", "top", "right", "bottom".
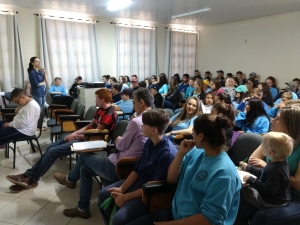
{"left": 1, "top": 0, "right": 300, "bottom": 26}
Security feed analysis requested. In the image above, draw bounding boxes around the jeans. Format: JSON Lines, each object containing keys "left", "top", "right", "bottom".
{"left": 98, "top": 180, "right": 148, "bottom": 225}
{"left": 127, "top": 208, "right": 174, "bottom": 225}
{"left": 164, "top": 100, "right": 173, "bottom": 109}
{"left": 0, "top": 121, "right": 30, "bottom": 145}
{"left": 32, "top": 95, "right": 45, "bottom": 106}
{"left": 24, "top": 139, "right": 82, "bottom": 184}
{"left": 67, "top": 153, "right": 120, "bottom": 211}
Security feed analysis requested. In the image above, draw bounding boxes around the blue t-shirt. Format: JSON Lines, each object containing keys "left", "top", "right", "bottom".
{"left": 185, "top": 86, "right": 194, "bottom": 99}
{"left": 178, "top": 83, "right": 189, "bottom": 93}
{"left": 172, "top": 148, "right": 241, "bottom": 225}
{"left": 133, "top": 135, "right": 178, "bottom": 187}
{"left": 115, "top": 99, "right": 133, "bottom": 114}
{"left": 159, "top": 84, "right": 169, "bottom": 95}
{"left": 235, "top": 111, "right": 269, "bottom": 134}
{"left": 270, "top": 87, "right": 278, "bottom": 99}
{"left": 170, "top": 113, "right": 197, "bottom": 132}
{"left": 48, "top": 85, "right": 67, "bottom": 97}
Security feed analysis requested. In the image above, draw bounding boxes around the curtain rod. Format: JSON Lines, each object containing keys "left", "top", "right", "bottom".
{"left": 34, "top": 13, "right": 99, "bottom": 22}
{"left": 110, "top": 22, "right": 156, "bottom": 28}
{"left": 1, "top": 10, "right": 18, "bottom": 14}
{"left": 165, "top": 27, "right": 198, "bottom": 32}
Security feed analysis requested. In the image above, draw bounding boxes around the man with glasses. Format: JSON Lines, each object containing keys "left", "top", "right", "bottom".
{"left": 131, "top": 75, "right": 139, "bottom": 92}
{"left": 0, "top": 88, "right": 40, "bottom": 148}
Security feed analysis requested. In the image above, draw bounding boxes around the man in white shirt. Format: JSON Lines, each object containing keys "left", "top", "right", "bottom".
{"left": 0, "top": 88, "right": 40, "bottom": 146}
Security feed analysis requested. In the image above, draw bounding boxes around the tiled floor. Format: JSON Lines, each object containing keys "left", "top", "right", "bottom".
{"left": 0, "top": 123, "right": 105, "bottom": 225}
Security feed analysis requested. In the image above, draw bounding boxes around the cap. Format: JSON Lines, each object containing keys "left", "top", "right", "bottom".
{"left": 216, "top": 70, "right": 224, "bottom": 74}
{"left": 285, "top": 82, "right": 297, "bottom": 92}
{"left": 235, "top": 85, "right": 248, "bottom": 93}
{"left": 149, "top": 84, "right": 159, "bottom": 91}
{"left": 75, "top": 76, "right": 82, "bottom": 81}
{"left": 203, "top": 79, "right": 210, "bottom": 86}
{"left": 249, "top": 72, "right": 257, "bottom": 77}
{"left": 121, "top": 88, "right": 133, "bottom": 98}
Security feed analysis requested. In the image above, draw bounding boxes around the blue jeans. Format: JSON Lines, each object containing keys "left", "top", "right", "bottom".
{"left": 127, "top": 208, "right": 174, "bottom": 225}
{"left": 32, "top": 95, "right": 45, "bottom": 106}
{"left": 0, "top": 121, "right": 30, "bottom": 145}
{"left": 24, "top": 139, "right": 82, "bottom": 184}
{"left": 67, "top": 153, "right": 120, "bottom": 211}
{"left": 98, "top": 180, "right": 148, "bottom": 225}
{"left": 164, "top": 100, "right": 173, "bottom": 109}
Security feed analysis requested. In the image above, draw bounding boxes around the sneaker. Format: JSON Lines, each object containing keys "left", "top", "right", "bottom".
{"left": 6, "top": 174, "right": 30, "bottom": 187}
{"left": 9, "top": 183, "right": 38, "bottom": 193}
{"left": 63, "top": 207, "right": 90, "bottom": 219}
{"left": 54, "top": 173, "right": 76, "bottom": 189}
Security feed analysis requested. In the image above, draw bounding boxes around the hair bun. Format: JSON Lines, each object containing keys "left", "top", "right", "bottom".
{"left": 215, "top": 115, "right": 229, "bottom": 128}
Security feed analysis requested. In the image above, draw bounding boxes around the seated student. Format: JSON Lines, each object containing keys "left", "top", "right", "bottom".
{"left": 157, "top": 73, "right": 169, "bottom": 96}
{"left": 210, "top": 78, "right": 224, "bottom": 95}
{"left": 268, "top": 91, "right": 293, "bottom": 118}
{"left": 119, "top": 76, "right": 129, "bottom": 91}
{"left": 102, "top": 75, "right": 111, "bottom": 89}
{"left": 138, "top": 81, "right": 147, "bottom": 88}
{"left": 184, "top": 76, "right": 195, "bottom": 99}
{"left": 69, "top": 76, "right": 82, "bottom": 99}
{"left": 112, "top": 89, "right": 133, "bottom": 113}
{"left": 109, "top": 77, "right": 117, "bottom": 86}
{"left": 265, "top": 76, "right": 279, "bottom": 100}
{"left": 98, "top": 109, "right": 178, "bottom": 225}
{"left": 111, "top": 83, "right": 122, "bottom": 103}
{"left": 203, "top": 79, "right": 211, "bottom": 92}
{"left": 249, "top": 72, "right": 259, "bottom": 87}
{"left": 258, "top": 82, "right": 274, "bottom": 107}
{"left": 240, "top": 132, "right": 293, "bottom": 211}
{"left": 48, "top": 77, "right": 67, "bottom": 98}
{"left": 247, "top": 76, "right": 258, "bottom": 89}
{"left": 191, "top": 78, "right": 206, "bottom": 100}
{"left": 224, "top": 77, "right": 236, "bottom": 99}
{"left": 0, "top": 88, "right": 40, "bottom": 146}
{"left": 293, "top": 78, "right": 300, "bottom": 94}
{"left": 237, "top": 89, "right": 269, "bottom": 113}
{"left": 178, "top": 73, "right": 189, "bottom": 93}
{"left": 149, "top": 84, "right": 163, "bottom": 108}
{"left": 204, "top": 70, "right": 211, "bottom": 80}
{"left": 151, "top": 75, "right": 158, "bottom": 84}
{"left": 201, "top": 91, "right": 215, "bottom": 114}
{"left": 194, "top": 69, "right": 202, "bottom": 79}
{"left": 54, "top": 88, "right": 153, "bottom": 219}
{"left": 6, "top": 88, "right": 117, "bottom": 191}
{"left": 235, "top": 98, "right": 269, "bottom": 135}
{"left": 128, "top": 114, "right": 241, "bottom": 225}
{"left": 215, "top": 92, "right": 232, "bottom": 105}
{"left": 164, "top": 77, "right": 181, "bottom": 110}
{"left": 144, "top": 77, "right": 152, "bottom": 88}
{"left": 236, "top": 71, "right": 247, "bottom": 85}
{"left": 166, "top": 97, "right": 201, "bottom": 140}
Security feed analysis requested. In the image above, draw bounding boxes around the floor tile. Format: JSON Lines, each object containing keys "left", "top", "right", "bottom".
{"left": 0, "top": 196, "right": 16, "bottom": 210}
{"left": 67, "top": 208, "right": 105, "bottom": 225}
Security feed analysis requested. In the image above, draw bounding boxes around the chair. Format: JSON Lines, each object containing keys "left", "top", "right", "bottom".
{"left": 1, "top": 92, "right": 18, "bottom": 108}
{"left": 50, "top": 103, "right": 85, "bottom": 142}
{"left": 164, "top": 108, "right": 174, "bottom": 119}
{"left": 228, "top": 133, "right": 262, "bottom": 166}
{"left": 5, "top": 106, "right": 44, "bottom": 169}
{"left": 161, "top": 96, "right": 165, "bottom": 109}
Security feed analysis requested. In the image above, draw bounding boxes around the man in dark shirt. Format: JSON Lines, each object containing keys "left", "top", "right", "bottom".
{"left": 69, "top": 76, "right": 82, "bottom": 98}
{"left": 149, "top": 84, "right": 163, "bottom": 108}
{"left": 236, "top": 71, "right": 247, "bottom": 85}
{"left": 217, "top": 70, "right": 226, "bottom": 87}
{"left": 111, "top": 83, "right": 122, "bottom": 103}
{"left": 99, "top": 109, "right": 177, "bottom": 225}
{"left": 178, "top": 74, "right": 189, "bottom": 93}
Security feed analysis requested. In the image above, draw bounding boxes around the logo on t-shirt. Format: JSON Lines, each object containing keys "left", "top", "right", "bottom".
{"left": 196, "top": 170, "right": 208, "bottom": 182}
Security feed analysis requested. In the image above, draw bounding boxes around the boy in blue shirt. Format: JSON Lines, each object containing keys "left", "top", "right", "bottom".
{"left": 112, "top": 89, "right": 133, "bottom": 120}
{"left": 98, "top": 108, "right": 178, "bottom": 225}
{"left": 178, "top": 74, "right": 189, "bottom": 93}
{"left": 185, "top": 76, "right": 195, "bottom": 99}
{"left": 48, "top": 77, "right": 66, "bottom": 98}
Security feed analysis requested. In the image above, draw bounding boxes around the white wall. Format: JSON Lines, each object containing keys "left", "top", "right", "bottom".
{"left": 198, "top": 11, "right": 300, "bottom": 87}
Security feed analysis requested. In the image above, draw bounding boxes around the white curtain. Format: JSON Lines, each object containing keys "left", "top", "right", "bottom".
{"left": 0, "top": 13, "right": 25, "bottom": 91}
{"left": 165, "top": 29, "right": 198, "bottom": 78}
{"left": 39, "top": 17, "right": 101, "bottom": 90}
{"left": 116, "top": 25, "right": 157, "bottom": 81}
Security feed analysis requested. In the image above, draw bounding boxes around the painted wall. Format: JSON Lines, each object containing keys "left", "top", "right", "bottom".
{"left": 198, "top": 11, "right": 300, "bottom": 87}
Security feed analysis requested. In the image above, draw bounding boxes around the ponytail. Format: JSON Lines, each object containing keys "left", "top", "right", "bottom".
{"left": 27, "top": 57, "right": 38, "bottom": 74}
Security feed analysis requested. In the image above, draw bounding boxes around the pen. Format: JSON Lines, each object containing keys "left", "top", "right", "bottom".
{"left": 237, "top": 157, "right": 248, "bottom": 169}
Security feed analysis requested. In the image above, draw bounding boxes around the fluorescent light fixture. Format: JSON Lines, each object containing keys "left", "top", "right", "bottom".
{"left": 107, "top": 0, "right": 132, "bottom": 11}
{"left": 171, "top": 8, "right": 211, "bottom": 19}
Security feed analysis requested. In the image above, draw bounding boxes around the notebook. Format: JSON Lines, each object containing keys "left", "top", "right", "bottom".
{"left": 237, "top": 169, "right": 257, "bottom": 184}
{"left": 70, "top": 141, "right": 107, "bottom": 152}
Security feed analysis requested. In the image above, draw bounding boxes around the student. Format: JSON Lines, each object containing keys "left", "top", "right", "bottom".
{"left": 237, "top": 89, "right": 269, "bottom": 113}
{"left": 54, "top": 88, "right": 153, "bottom": 219}
{"left": 151, "top": 75, "right": 158, "bottom": 84}
{"left": 128, "top": 114, "right": 241, "bottom": 225}
{"left": 144, "top": 77, "right": 152, "bottom": 88}
{"left": 119, "top": 76, "right": 129, "bottom": 91}
{"left": 204, "top": 71, "right": 211, "bottom": 79}
{"left": 258, "top": 82, "right": 274, "bottom": 107}
{"left": 112, "top": 89, "right": 133, "bottom": 119}
{"left": 265, "top": 76, "right": 279, "bottom": 99}
{"left": 210, "top": 78, "right": 223, "bottom": 95}
{"left": 157, "top": 73, "right": 169, "bottom": 96}
{"left": 6, "top": 88, "right": 117, "bottom": 191}
{"left": 102, "top": 75, "right": 111, "bottom": 89}
{"left": 249, "top": 72, "right": 259, "bottom": 87}
{"left": 216, "top": 70, "right": 226, "bottom": 87}
{"left": 232, "top": 85, "right": 248, "bottom": 109}
{"left": 178, "top": 74, "right": 189, "bottom": 93}
{"left": 98, "top": 109, "right": 178, "bottom": 225}
{"left": 215, "top": 92, "right": 232, "bottom": 105}
{"left": 124, "top": 76, "right": 131, "bottom": 87}
{"left": 293, "top": 78, "right": 300, "bottom": 93}
{"left": 248, "top": 77, "right": 258, "bottom": 89}
{"left": 226, "top": 72, "right": 233, "bottom": 78}
{"left": 268, "top": 91, "right": 293, "bottom": 118}
{"left": 0, "top": 88, "right": 40, "bottom": 145}
{"left": 236, "top": 71, "right": 247, "bottom": 85}
{"left": 166, "top": 97, "right": 201, "bottom": 140}
{"left": 235, "top": 98, "right": 270, "bottom": 134}
{"left": 111, "top": 83, "right": 122, "bottom": 103}
{"left": 194, "top": 70, "right": 202, "bottom": 79}
{"left": 191, "top": 78, "right": 206, "bottom": 100}
{"left": 201, "top": 91, "right": 215, "bottom": 114}
{"left": 224, "top": 77, "right": 236, "bottom": 99}
{"left": 164, "top": 77, "right": 181, "bottom": 110}
{"left": 185, "top": 76, "right": 195, "bottom": 99}
{"left": 69, "top": 76, "right": 82, "bottom": 99}
{"left": 149, "top": 84, "right": 163, "bottom": 108}
{"left": 240, "top": 132, "right": 293, "bottom": 209}
{"left": 203, "top": 79, "right": 211, "bottom": 92}
{"left": 48, "top": 77, "right": 67, "bottom": 98}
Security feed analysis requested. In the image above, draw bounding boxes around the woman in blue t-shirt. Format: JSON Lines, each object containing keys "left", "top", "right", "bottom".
{"left": 165, "top": 96, "right": 202, "bottom": 139}
{"left": 158, "top": 73, "right": 169, "bottom": 96}
{"left": 128, "top": 114, "right": 241, "bottom": 225}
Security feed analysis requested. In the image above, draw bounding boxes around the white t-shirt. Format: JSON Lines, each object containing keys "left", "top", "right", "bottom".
{"left": 9, "top": 99, "right": 40, "bottom": 136}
